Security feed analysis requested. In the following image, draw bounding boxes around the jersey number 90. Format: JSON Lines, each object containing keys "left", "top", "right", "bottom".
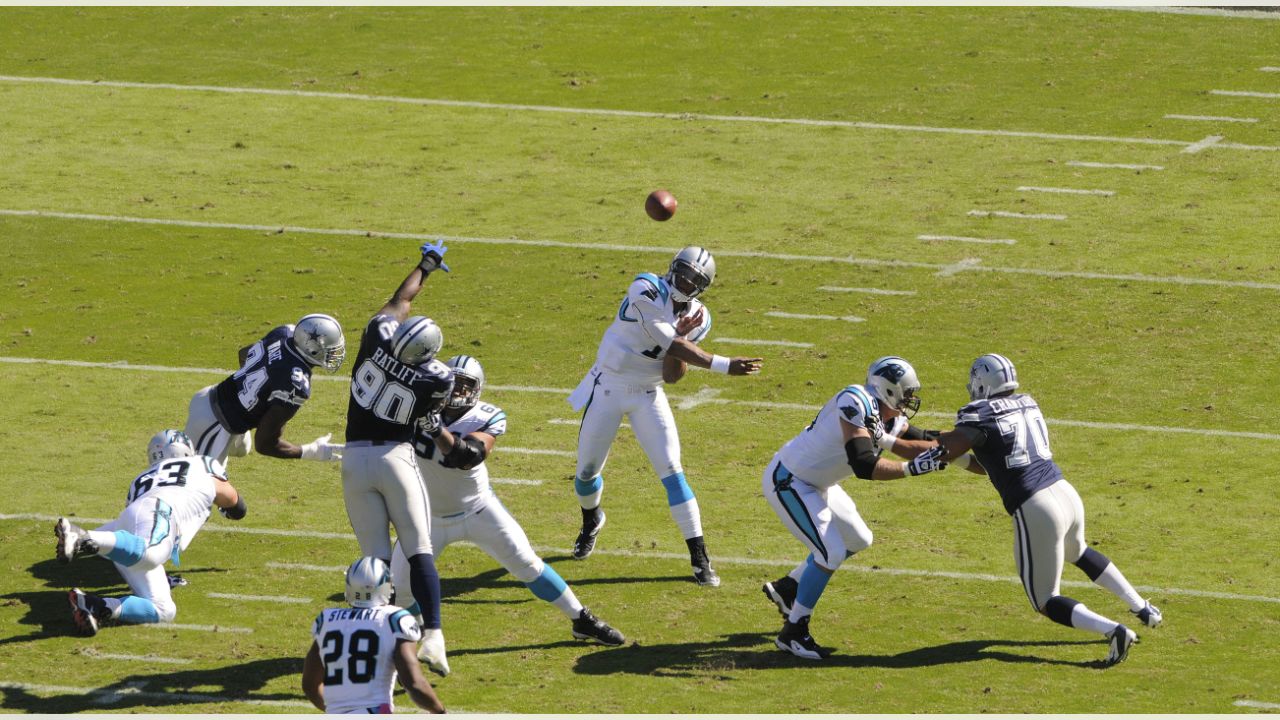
{"left": 351, "top": 361, "right": 417, "bottom": 424}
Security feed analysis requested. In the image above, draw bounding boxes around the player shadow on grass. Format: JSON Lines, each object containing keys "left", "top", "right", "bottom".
{"left": 0, "top": 656, "right": 304, "bottom": 713}
{"left": 572, "top": 632, "right": 1101, "bottom": 678}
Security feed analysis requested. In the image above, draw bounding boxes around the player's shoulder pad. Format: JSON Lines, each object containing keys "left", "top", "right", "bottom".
{"left": 836, "top": 384, "right": 878, "bottom": 426}
{"left": 477, "top": 404, "right": 508, "bottom": 436}
{"left": 388, "top": 608, "right": 422, "bottom": 643}
{"left": 957, "top": 398, "right": 993, "bottom": 424}
{"left": 267, "top": 325, "right": 294, "bottom": 343}
{"left": 203, "top": 456, "right": 229, "bottom": 481}
{"left": 631, "top": 272, "right": 671, "bottom": 304}
{"left": 312, "top": 610, "right": 326, "bottom": 638}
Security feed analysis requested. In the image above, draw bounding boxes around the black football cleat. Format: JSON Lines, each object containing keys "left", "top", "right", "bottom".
{"left": 571, "top": 608, "right": 625, "bottom": 646}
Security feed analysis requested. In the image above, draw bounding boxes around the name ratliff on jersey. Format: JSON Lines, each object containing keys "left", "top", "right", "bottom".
{"left": 346, "top": 315, "right": 453, "bottom": 443}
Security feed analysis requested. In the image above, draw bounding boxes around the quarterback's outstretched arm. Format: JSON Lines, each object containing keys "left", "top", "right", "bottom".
{"left": 378, "top": 242, "right": 449, "bottom": 322}
{"left": 665, "top": 338, "right": 762, "bottom": 376}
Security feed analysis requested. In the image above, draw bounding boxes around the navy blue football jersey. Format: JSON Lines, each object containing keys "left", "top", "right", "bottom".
{"left": 956, "top": 393, "right": 1062, "bottom": 515}
{"left": 214, "top": 325, "right": 313, "bottom": 434}
{"left": 345, "top": 315, "right": 454, "bottom": 443}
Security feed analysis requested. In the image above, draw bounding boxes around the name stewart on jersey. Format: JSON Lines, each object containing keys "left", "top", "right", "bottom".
{"left": 956, "top": 393, "right": 1063, "bottom": 515}
{"left": 214, "top": 325, "right": 313, "bottom": 434}
{"left": 345, "top": 315, "right": 454, "bottom": 443}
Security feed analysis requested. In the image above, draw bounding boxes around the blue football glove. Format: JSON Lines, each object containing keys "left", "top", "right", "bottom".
{"left": 419, "top": 241, "right": 450, "bottom": 274}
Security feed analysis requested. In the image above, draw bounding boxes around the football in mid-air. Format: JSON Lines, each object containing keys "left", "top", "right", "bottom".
{"left": 645, "top": 189, "right": 678, "bottom": 221}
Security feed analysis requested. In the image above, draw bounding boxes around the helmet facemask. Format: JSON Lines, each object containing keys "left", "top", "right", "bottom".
{"left": 667, "top": 260, "right": 712, "bottom": 302}
{"left": 447, "top": 373, "right": 481, "bottom": 412}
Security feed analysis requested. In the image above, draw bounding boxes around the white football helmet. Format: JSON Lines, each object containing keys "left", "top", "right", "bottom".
{"left": 293, "top": 314, "right": 346, "bottom": 372}
{"left": 390, "top": 316, "right": 444, "bottom": 366}
{"left": 866, "top": 356, "right": 922, "bottom": 418}
{"left": 968, "top": 353, "right": 1019, "bottom": 401}
{"left": 345, "top": 556, "right": 394, "bottom": 609}
{"left": 666, "top": 246, "right": 716, "bottom": 303}
{"left": 444, "top": 355, "right": 485, "bottom": 412}
{"left": 147, "top": 430, "right": 195, "bottom": 465}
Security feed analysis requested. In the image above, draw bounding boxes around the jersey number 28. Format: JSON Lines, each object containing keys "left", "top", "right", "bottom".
{"left": 321, "top": 628, "right": 380, "bottom": 685}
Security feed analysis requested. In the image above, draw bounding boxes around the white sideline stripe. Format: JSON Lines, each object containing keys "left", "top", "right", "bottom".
{"left": 818, "top": 286, "right": 917, "bottom": 296}
{"left": 1066, "top": 160, "right": 1164, "bottom": 171}
{"left": 137, "top": 623, "right": 254, "bottom": 634}
{"left": 1096, "top": 6, "right": 1280, "bottom": 20}
{"left": 765, "top": 311, "right": 865, "bottom": 323}
{"left": 501, "top": 446, "right": 575, "bottom": 458}
{"left": 1164, "top": 114, "right": 1258, "bottom": 124}
{"left": 205, "top": 592, "right": 311, "bottom": 604}
{"left": 1236, "top": 700, "right": 1280, "bottom": 710}
{"left": 5, "top": 356, "right": 1280, "bottom": 440}
{"left": 5, "top": 514, "right": 1277, "bottom": 605}
{"left": 1016, "top": 186, "right": 1115, "bottom": 196}
{"left": 0, "top": 680, "right": 310, "bottom": 708}
{"left": 5, "top": 209, "right": 1280, "bottom": 291}
{"left": 491, "top": 477, "right": 545, "bottom": 486}
{"left": 1182, "top": 135, "right": 1225, "bottom": 154}
{"left": 917, "top": 234, "right": 1017, "bottom": 245}
{"left": 1, "top": 73, "right": 1265, "bottom": 152}
{"left": 968, "top": 210, "right": 1068, "bottom": 221}
{"left": 716, "top": 337, "right": 815, "bottom": 348}
{"left": 1211, "top": 89, "right": 1280, "bottom": 99}
{"left": 1261, "top": 67, "right": 1280, "bottom": 73}
{"left": 83, "top": 651, "right": 192, "bottom": 665}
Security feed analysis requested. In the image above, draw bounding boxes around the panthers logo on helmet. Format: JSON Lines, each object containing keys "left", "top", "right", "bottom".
{"left": 872, "top": 362, "right": 908, "bottom": 383}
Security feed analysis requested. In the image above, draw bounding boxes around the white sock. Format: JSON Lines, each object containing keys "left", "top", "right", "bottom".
{"left": 103, "top": 597, "right": 123, "bottom": 619}
{"left": 87, "top": 530, "right": 116, "bottom": 555}
{"left": 1095, "top": 564, "right": 1145, "bottom": 612}
{"left": 787, "top": 561, "right": 806, "bottom": 582}
{"left": 552, "top": 589, "right": 585, "bottom": 619}
{"left": 1070, "top": 603, "right": 1120, "bottom": 636}
{"left": 668, "top": 499, "right": 703, "bottom": 540}
{"left": 788, "top": 601, "right": 814, "bottom": 624}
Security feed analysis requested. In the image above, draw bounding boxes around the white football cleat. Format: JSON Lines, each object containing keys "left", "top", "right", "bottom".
{"left": 55, "top": 518, "right": 96, "bottom": 563}
{"left": 417, "top": 627, "right": 450, "bottom": 677}
{"left": 1132, "top": 600, "right": 1162, "bottom": 629}
{"left": 228, "top": 431, "right": 252, "bottom": 457}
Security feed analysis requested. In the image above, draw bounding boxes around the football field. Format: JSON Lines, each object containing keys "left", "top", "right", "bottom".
{"left": 1, "top": 6, "right": 1278, "bottom": 714}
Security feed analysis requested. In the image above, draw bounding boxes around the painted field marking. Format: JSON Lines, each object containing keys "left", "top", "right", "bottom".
{"left": 0, "top": 680, "right": 311, "bottom": 708}
{"left": 675, "top": 387, "right": 723, "bottom": 410}
{"left": 1016, "top": 186, "right": 1115, "bottom": 196}
{"left": 1066, "top": 160, "right": 1164, "bottom": 171}
{"left": 5, "top": 209, "right": 1280, "bottom": 292}
{"left": 1097, "top": 6, "right": 1280, "bottom": 19}
{"left": 936, "top": 258, "right": 984, "bottom": 278}
{"left": 502, "top": 446, "right": 575, "bottom": 458}
{"left": 3, "top": 74, "right": 1272, "bottom": 153}
{"left": 1235, "top": 700, "right": 1280, "bottom": 710}
{"left": 765, "top": 311, "right": 865, "bottom": 323}
{"left": 4, "top": 514, "right": 1275, "bottom": 604}
{"left": 1164, "top": 114, "right": 1258, "bottom": 123}
{"left": 968, "top": 210, "right": 1068, "bottom": 221}
{"left": 6, "top": 356, "right": 1280, "bottom": 440}
{"left": 205, "top": 592, "right": 311, "bottom": 605}
{"left": 1182, "top": 135, "right": 1225, "bottom": 154}
{"left": 549, "top": 418, "right": 628, "bottom": 429}
{"left": 1261, "top": 67, "right": 1280, "bottom": 72}
{"left": 818, "top": 286, "right": 917, "bottom": 296}
{"left": 81, "top": 651, "right": 192, "bottom": 665}
{"left": 491, "top": 477, "right": 545, "bottom": 486}
{"left": 917, "top": 234, "right": 1017, "bottom": 245}
{"left": 1211, "top": 89, "right": 1280, "bottom": 99}
{"left": 137, "top": 622, "right": 254, "bottom": 634}
{"left": 715, "top": 337, "right": 815, "bottom": 348}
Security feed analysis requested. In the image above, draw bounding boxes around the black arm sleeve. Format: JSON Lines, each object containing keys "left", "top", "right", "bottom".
{"left": 221, "top": 496, "right": 247, "bottom": 521}
{"left": 901, "top": 426, "right": 941, "bottom": 442}
{"left": 439, "top": 435, "right": 488, "bottom": 470}
{"left": 844, "top": 436, "right": 881, "bottom": 480}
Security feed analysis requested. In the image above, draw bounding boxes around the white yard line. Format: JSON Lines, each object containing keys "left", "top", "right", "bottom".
{"left": 1066, "top": 160, "right": 1164, "bottom": 171}
{"left": 1016, "top": 186, "right": 1115, "bottom": 197}
{"left": 1182, "top": 135, "right": 1225, "bottom": 154}
{"left": 1, "top": 74, "right": 1267, "bottom": 152}
{"left": 765, "top": 311, "right": 865, "bottom": 323}
{"left": 1211, "top": 89, "right": 1280, "bottom": 99}
{"left": 715, "top": 337, "right": 815, "bottom": 348}
{"left": 5, "top": 209, "right": 1280, "bottom": 291}
{"left": 968, "top": 210, "right": 1068, "bottom": 221}
{"left": 136, "top": 622, "right": 254, "bottom": 634}
{"left": 549, "top": 418, "right": 628, "bottom": 429}
{"left": 1164, "top": 113, "right": 1258, "bottom": 123}
{"left": 917, "top": 234, "right": 1017, "bottom": 245}
{"left": 674, "top": 387, "right": 723, "bottom": 410}
{"left": 501, "top": 446, "right": 575, "bottom": 458}
{"left": 5, "top": 356, "right": 1280, "bottom": 440}
{"left": 1096, "top": 6, "right": 1280, "bottom": 20}
{"left": 0, "top": 680, "right": 310, "bottom": 708}
{"left": 205, "top": 592, "right": 312, "bottom": 604}
{"left": 1261, "top": 67, "right": 1280, "bottom": 73}
{"left": 491, "top": 477, "right": 545, "bottom": 486}
{"left": 5, "top": 514, "right": 1275, "bottom": 604}
{"left": 81, "top": 651, "right": 192, "bottom": 665}
{"left": 1235, "top": 700, "right": 1280, "bottom": 710}
{"left": 936, "top": 258, "right": 984, "bottom": 278}
{"left": 818, "top": 286, "right": 917, "bottom": 296}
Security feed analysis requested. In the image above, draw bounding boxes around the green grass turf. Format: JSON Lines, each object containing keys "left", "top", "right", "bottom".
{"left": 1, "top": 6, "right": 1278, "bottom": 714}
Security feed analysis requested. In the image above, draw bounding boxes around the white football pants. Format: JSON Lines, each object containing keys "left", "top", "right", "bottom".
{"left": 184, "top": 386, "right": 232, "bottom": 465}
{"left": 95, "top": 497, "right": 178, "bottom": 622}
{"left": 575, "top": 372, "right": 682, "bottom": 481}
{"left": 341, "top": 442, "right": 434, "bottom": 561}
{"left": 762, "top": 454, "right": 873, "bottom": 570}
{"left": 1012, "top": 479, "right": 1088, "bottom": 611}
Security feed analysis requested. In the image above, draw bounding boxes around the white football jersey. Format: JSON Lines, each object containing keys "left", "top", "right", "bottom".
{"left": 311, "top": 605, "right": 422, "bottom": 715}
{"left": 123, "top": 456, "right": 225, "bottom": 551}
{"left": 592, "top": 273, "right": 711, "bottom": 386}
{"left": 420, "top": 401, "right": 508, "bottom": 518}
{"left": 777, "top": 384, "right": 884, "bottom": 489}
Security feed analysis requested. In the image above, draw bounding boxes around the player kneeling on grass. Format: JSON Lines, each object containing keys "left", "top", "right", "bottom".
{"left": 920, "top": 354, "right": 1161, "bottom": 666}
{"left": 391, "top": 355, "right": 625, "bottom": 648}
{"left": 303, "top": 557, "right": 445, "bottom": 715}
{"left": 760, "top": 357, "right": 947, "bottom": 660}
{"left": 55, "top": 430, "right": 247, "bottom": 635}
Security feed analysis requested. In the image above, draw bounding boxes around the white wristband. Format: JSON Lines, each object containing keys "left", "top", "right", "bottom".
{"left": 710, "top": 355, "right": 731, "bottom": 374}
{"left": 878, "top": 433, "right": 896, "bottom": 451}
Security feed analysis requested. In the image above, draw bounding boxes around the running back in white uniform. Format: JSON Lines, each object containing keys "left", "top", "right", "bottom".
{"left": 311, "top": 605, "right": 422, "bottom": 714}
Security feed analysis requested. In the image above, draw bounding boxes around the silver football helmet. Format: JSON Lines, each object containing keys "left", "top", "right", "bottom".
{"left": 390, "top": 316, "right": 444, "bottom": 366}
{"left": 866, "top": 356, "right": 922, "bottom": 418}
{"left": 968, "top": 353, "right": 1019, "bottom": 401}
{"left": 147, "top": 429, "right": 195, "bottom": 465}
{"left": 293, "top": 314, "right": 346, "bottom": 372}
{"left": 344, "top": 556, "right": 394, "bottom": 609}
{"left": 666, "top": 246, "right": 716, "bottom": 303}
{"left": 444, "top": 355, "right": 485, "bottom": 412}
